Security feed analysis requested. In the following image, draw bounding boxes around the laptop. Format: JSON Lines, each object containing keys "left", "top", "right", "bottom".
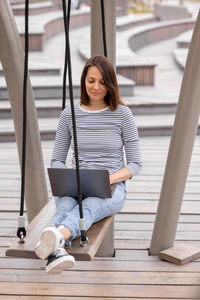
{"left": 48, "top": 168, "right": 115, "bottom": 199}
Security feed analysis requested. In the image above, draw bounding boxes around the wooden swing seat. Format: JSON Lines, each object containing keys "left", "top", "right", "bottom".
{"left": 6, "top": 198, "right": 114, "bottom": 261}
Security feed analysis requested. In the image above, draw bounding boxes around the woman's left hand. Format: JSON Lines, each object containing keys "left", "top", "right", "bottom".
{"left": 109, "top": 168, "right": 132, "bottom": 185}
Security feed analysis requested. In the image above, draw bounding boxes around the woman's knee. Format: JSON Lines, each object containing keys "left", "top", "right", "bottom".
{"left": 55, "top": 196, "right": 77, "bottom": 211}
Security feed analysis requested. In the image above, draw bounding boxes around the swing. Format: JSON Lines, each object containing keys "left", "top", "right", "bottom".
{"left": 6, "top": 198, "right": 114, "bottom": 260}
{"left": 6, "top": 0, "right": 115, "bottom": 261}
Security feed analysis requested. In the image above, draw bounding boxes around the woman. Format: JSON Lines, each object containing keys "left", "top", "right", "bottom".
{"left": 34, "top": 55, "right": 142, "bottom": 274}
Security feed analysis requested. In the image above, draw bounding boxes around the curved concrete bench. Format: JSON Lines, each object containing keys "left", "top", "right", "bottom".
{"left": 116, "top": 13, "right": 156, "bottom": 31}
{"left": 173, "top": 48, "right": 188, "bottom": 71}
{"left": 10, "top": 0, "right": 57, "bottom": 4}
{"left": 15, "top": 7, "right": 90, "bottom": 51}
{"left": 11, "top": 1, "right": 61, "bottom": 16}
{"left": 79, "top": 42, "right": 155, "bottom": 86}
{"left": 117, "top": 18, "right": 195, "bottom": 85}
{"left": 128, "top": 18, "right": 195, "bottom": 52}
{"left": 173, "top": 29, "right": 193, "bottom": 71}
{"left": 176, "top": 29, "right": 192, "bottom": 48}
{"left": 154, "top": 3, "right": 192, "bottom": 21}
{"left": 79, "top": 18, "right": 195, "bottom": 86}
{"left": 16, "top": 9, "right": 156, "bottom": 51}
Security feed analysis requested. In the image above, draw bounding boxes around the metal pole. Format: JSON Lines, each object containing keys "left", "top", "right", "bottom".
{"left": 0, "top": 0, "right": 48, "bottom": 222}
{"left": 149, "top": 11, "right": 200, "bottom": 255}
{"left": 91, "top": 0, "right": 116, "bottom": 67}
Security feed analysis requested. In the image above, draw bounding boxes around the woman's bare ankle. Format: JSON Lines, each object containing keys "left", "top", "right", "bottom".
{"left": 58, "top": 227, "right": 71, "bottom": 241}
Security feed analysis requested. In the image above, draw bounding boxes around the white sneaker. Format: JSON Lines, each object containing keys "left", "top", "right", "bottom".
{"left": 46, "top": 248, "right": 75, "bottom": 274}
{"left": 34, "top": 227, "right": 65, "bottom": 260}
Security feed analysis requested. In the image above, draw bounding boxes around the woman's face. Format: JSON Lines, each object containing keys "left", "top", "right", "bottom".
{"left": 85, "top": 66, "right": 108, "bottom": 104}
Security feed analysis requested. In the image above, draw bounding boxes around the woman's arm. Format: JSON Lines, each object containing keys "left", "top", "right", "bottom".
{"left": 51, "top": 108, "right": 71, "bottom": 167}
{"left": 109, "top": 167, "right": 132, "bottom": 185}
{"left": 122, "top": 107, "right": 142, "bottom": 178}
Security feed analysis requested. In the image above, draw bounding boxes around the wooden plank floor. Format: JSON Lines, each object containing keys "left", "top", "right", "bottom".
{"left": 1, "top": 136, "right": 200, "bottom": 299}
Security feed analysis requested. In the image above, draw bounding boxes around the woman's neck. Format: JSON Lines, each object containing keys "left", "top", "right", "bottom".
{"left": 80, "top": 102, "right": 107, "bottom": 111}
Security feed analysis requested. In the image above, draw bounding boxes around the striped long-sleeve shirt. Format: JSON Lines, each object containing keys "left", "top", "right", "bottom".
{"left": 51, "top": 103, "right": 142, "bottom": 177}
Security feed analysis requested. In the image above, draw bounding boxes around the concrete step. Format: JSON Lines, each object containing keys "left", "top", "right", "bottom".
{"left": 176, "top": 29, "right": 192, "bottom": 48}
{"left": 173, "top": 48, "right": 188, "bottom": 71}
{"left": 1, "top": 113, "right": 199, "bottom": 142}
{"left": 116, "top": 13, "right": 156, "bottom": 31}
{"left": 0, "top": 52, "right": 61, "bottom": 76}
{"left": 0, "top": 74, "right": 135, "bottom": 100}
{"left": 0, "top": 97, "right": 178, "bottom": 119}
{"left": 11, "top": 1, "right": 61, "bottom": 16}
{"left": 173, "top": 29, "right": 192, "bottom": 70}
{"left": 10, "top": 0, "right": 51, "bottom": 4}
{"left": 13, "top": 8, "right": 90, "bottom": 51}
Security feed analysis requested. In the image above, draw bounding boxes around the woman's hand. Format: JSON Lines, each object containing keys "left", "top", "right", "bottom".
{"left": 109, "top": 168, "right": 132, "bottom": 185}
{"left": 109, "top": 174, "right": 114, "bottom": 185}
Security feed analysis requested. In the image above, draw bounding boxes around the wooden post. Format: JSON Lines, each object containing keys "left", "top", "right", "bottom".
{"left": 91, "top": 0, "right": 116, "bottom": 257}
{"left": 149, "top": 11, "right": 200, "bottom": 255}
{"left": 96, "top": 218, "right": 115, "bottom": 257}
{"left": 0, "top": 0, "right": 48, "bottom": 222}
{"left": 90, "top": 0, "right": 116, "bottom": 67}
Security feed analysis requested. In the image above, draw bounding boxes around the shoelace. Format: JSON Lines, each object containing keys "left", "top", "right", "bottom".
{"left": 53, "top": 248, "right": 66, "bottom": 258}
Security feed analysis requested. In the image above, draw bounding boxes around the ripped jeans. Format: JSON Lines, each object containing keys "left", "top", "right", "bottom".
{"left": 50, "top": 181, "right": 126, "bottom": 247}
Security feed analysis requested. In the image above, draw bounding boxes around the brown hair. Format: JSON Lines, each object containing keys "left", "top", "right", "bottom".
{"left": 80, "top": 55, "right": 126, "bottom": 111}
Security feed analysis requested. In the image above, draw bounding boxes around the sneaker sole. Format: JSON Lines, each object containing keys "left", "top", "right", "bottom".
{"left": 34, "top": 229, "right": 58, "bottom": 259}
{"left": 46, "top": 256, "right": 75, "bottom": 274}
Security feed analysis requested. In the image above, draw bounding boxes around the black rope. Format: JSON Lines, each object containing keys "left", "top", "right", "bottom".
{"left": 16, "top": 0, "right": 108, "bottom": 246}
{"left": 17, "top": 0, "right": 29, "bottom": 243}
{"left": 62, "top": 0, "right": 87, "bottom": 245}
{"left": 21, "top": 0, "right": 29, "bottom": 216}
{"left": 62, "top": 0, "right": 71, "bottom": 110}
{"left": 100, "top": 0, "right": 107, "bottom": 57}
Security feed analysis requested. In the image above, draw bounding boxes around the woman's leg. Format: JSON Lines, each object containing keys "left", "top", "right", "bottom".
{"left": 59, "top": 181, "right": 126, "bottom": 242}
{"left": 35, "top": 196, "right": 77, "bottom": 259}
{"left": 35, "top": 182, "right": 125, "bottom": 274}
{"left": 50, "top": 195, "right": 78, "bottom": 226}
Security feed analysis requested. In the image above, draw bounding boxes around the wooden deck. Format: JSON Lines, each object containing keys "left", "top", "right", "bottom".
{"left": 1, "top": 136, "right": 200, "bottom": 299}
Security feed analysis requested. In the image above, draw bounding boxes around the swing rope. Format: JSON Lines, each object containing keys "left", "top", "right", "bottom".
{"left": 16, "top": 0, "right": 108, "bottom": 247}
{"left": 61, "top": 0, "right": 88, "bottom": 246}
{"left": 62, "top": 0, "right": 70, "bottom": 110}
{"left": 100, "top": 0, "right": 107, "bottom": 57}
{"left": 17, "top": 0, "right": 29, "bottom": 243}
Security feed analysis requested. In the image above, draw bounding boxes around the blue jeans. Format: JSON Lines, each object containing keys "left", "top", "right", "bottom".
{"left": 50, "top": 181, "right": 126, "bottom": 246}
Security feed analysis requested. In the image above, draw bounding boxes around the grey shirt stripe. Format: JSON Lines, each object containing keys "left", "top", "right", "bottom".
{"left": 51, "top": 103, "right": 142, "bottom": 177}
